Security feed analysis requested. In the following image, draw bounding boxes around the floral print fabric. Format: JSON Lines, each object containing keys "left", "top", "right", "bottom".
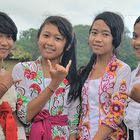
{"left": 12, "top": 57, "right": 80, "bottom": 140}
{"left": 78, "top": 56, "right": 131, "bottom": 140}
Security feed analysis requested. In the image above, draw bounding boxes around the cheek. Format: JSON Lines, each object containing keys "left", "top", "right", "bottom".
{"left": 131, "top": 40, "right": 135, "bottom": 48}
{"left": 9, "top": 41, "right": 15, "bottom": 49}
{"left": 88, "top": 36, "right": 93, "bottom": 47}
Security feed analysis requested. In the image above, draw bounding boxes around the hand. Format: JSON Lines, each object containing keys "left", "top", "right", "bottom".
{"left": 47, "top": 60, "right": 71, "bottom": 90}
{"left": 0, "top": 69, "right": 13, "bottom": 89}
{"left": 130, "top": 83, "right": 140, "bottom": 103}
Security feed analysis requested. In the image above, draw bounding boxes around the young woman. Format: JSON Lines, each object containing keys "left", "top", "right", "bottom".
{"left": 124, "top": 16, "right": 140, "bottom": 140}
{"left": 0, "top": 11, "right": 26, "bottom": 140}
{"left": 74, "top": 11, "right": 131, "bottom": 139}
{"left": 12, "top": 16, "right": 80, "bottom": 140}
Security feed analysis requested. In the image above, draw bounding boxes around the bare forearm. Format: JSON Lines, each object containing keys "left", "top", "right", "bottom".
{"left": 0, "top": 84, "right": 8, "bottom": 98}
{"left": 93, "top": 124, "right": 113, "bottom": 140}
{"left": 69, "top": 134, "right": 77, "bottom": 140}
{"left": 27, "top": 80, "right": 60, "bottom": 122}
{"left": 129, "top": 83, "right": 140, "bottom": 103}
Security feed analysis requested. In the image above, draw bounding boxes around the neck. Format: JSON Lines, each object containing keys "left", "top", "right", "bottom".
{"left": 41, "top": 57, "right": 60, "bottom": 68}
{"left": 41, "top": 57, "right": 60, "bottom": 78}
{"left": 96, "top": 53, "right": 113, "bottom": 66}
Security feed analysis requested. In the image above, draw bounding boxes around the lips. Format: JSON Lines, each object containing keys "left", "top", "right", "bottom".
{"left": 44, "top": 45, "right": 55, "bottom": 51}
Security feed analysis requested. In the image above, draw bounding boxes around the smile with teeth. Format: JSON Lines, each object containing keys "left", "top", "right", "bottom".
{"left": 0, "top": 48, "right": 9, "bottom": 50}
{"left": 44, "top": 45, "right": 55, "bottom": 51}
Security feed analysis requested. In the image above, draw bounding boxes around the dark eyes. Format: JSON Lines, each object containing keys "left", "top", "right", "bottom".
{"left": 90, "top": 31, "right": 110, "bottom": 37}
{"left": 43, "top": 33, "right": 64, "bottom": 41}
{"left": 132, "top": 33, "right": 137, "bottom": 39}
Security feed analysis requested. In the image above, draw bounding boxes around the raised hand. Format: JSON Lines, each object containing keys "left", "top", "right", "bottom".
{"left": 47, "top": 59, "right": 71, "bottom": 83}
{"left": 0, "top": 69, "right": 13, "bottom": 89}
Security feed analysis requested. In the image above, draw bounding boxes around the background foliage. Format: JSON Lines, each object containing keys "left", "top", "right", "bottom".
{"left": 10, "top": 25, "right": 138, "bottom": 70}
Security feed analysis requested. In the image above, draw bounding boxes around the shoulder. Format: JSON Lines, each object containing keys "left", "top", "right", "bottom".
{"left": 13, "top": 61, "right": 35, "bottom": 71}
{"left": 116, "top": 59, "right": 131, "bottom": 72}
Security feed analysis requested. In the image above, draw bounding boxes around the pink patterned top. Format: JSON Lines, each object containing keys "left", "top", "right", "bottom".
{"left": 12, "top": 57, "right": 80, "bottom": 140}
{"left": 78, "top": 56, "right": 131, "bottom": 140}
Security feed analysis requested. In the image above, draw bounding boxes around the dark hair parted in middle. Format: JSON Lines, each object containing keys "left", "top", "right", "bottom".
{"left": 90, "top": 11, "right": 124, "bottom": 48}
{"left": 37, "top": 16, "right": 78, "bottom": 102}
{"left": 69, "top": 11, "right": 125, "bottom": 101}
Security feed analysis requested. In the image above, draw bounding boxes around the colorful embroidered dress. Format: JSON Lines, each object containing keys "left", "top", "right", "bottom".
{"left": 78, "top": 56, "right": 131, "bottom": 140}
{"left": 12, "top": 57, "right": 80, "bottom": 140}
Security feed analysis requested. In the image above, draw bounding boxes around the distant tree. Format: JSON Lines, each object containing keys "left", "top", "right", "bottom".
{"left": 9, "top": 44, "right": 32, "bottom": 61}
{"left": 17, "top": 28, "right": 39, "bottom": 60}
{"left": 74, "top": 25, "right": 91, "bottom": 68}
{"left": 16, "top": 25, "right": 138, "bottom": 69}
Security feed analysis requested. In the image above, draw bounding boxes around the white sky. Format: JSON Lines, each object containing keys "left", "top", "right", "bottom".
{"left": 0, "top": 0, "right": 140, "bottom": 36}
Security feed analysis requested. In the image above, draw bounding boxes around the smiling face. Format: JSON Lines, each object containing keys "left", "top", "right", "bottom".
{"left": 88, "top": 19, "right": 113, "bottom": 57}
{"left": 131, "top": 22, "right": 140, "bottom": 59}
{"left": 0, "top": 33, "right": 14, "bottom": 60}
{"left": 38, "top": 23, "right": 66, "bottom": 62}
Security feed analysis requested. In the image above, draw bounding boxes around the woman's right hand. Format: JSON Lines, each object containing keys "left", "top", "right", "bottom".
{"left": 0, "top": 69, "right": 13, "bottom": 89}
{"left": 47, "top": 59, "right": 71, "bottom": 90}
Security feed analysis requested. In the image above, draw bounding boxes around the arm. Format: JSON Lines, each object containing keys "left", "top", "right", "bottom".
{"left": 0, "top": 70, "right": 13, "bottom": 98}
{"left": 69, "top": 134, "right": 77, "bottom": 140}
{"left": 12, "top": 60, "right": 71, "bottom": 123}
{"left": 93, "top": 124, "right": 113, "bottom": 140}
{"left": 129, "top": 83, "right": 140, "bottom": 103}
{"left": 93, "top": 64, "right": 131, "bottom": 140}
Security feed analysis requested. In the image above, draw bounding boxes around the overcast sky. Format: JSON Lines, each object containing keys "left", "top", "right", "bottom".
{"left": 0, "top": 0, "right": 140, "bottom": 36}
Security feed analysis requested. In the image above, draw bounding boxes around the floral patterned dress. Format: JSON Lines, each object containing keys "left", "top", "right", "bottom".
{"left": 78, "top": 56, "right": 131, "bottom": 140}
{"left": 12, "top": 57, "right": 80, "bottom": 140}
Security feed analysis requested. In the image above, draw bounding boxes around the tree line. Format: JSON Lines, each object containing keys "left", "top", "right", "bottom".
{"left": 10, "top": 25, "right": 138, "bottom": 69}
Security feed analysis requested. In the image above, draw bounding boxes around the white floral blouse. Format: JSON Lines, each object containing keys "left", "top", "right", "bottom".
{"left": 78, "top": 56, "right": 131, "bottom": 140}
{"left": 12, "top": 57, "right": 80, "bottom": 140}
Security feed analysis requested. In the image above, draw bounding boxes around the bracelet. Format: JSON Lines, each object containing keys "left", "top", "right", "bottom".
{"left": 47, "top": 86, "right": 54, "bottom": 93}
{"left": 0, "top": 83, "right": 8, "bottom": 92}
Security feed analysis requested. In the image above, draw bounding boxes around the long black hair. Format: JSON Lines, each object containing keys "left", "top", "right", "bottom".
{"left": 69, "top": 11, "right": 124, "bottom": 101}
{"left": 37, "top": 16, "right": 78, "bottom": 102}
{"left": 134, "top": 16, "right": 140, "bottom": 26}
{"left": 0, "top": 11, "right": 17, "bottom": 41}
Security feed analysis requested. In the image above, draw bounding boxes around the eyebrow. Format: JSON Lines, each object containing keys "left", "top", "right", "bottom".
{"left": 91, "top": 28, "right": 111, "bottom": 33}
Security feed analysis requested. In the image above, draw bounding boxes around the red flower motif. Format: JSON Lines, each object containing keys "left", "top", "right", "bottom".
{"left": 17, "top": 98, "right": 23, "bottom": 109}
{"left": 29, "top": 83, "right": 41, "bottom": 94}
{"left": 55, "top": 87, "right": 64, "bottom": 96}
{"left": 24, "top": 69, "right": 37, "bottom": 79}
{"left": 63, "top": 79, "right": 68, "bottom": 85}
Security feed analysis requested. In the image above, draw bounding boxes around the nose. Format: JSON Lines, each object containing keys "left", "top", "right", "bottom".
{"left": 46, "top": 37, "right": 55, "bottom": 46}
{"left": 135, "top": 38, "right": 140, "bottom": 46}
{"left": 94, "top": 34, "right": 102, "bottom": 42}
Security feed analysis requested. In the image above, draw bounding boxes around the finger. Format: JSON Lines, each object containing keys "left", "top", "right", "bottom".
{"left": 66, "top": 60, "right": 72, "bottom": 71}
{"left": 47, "top": 59, "right": 53, "bottom": 71}
{"left": 14, "top": 79, "right": 22, "bottom": 83}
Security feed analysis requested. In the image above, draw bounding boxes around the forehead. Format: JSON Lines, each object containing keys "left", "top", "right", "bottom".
{"left": 92, "top": 19, "right": 111, "bottom": 32}
{"left": 42, "top": 23, "right": 61, "bottom": 34}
